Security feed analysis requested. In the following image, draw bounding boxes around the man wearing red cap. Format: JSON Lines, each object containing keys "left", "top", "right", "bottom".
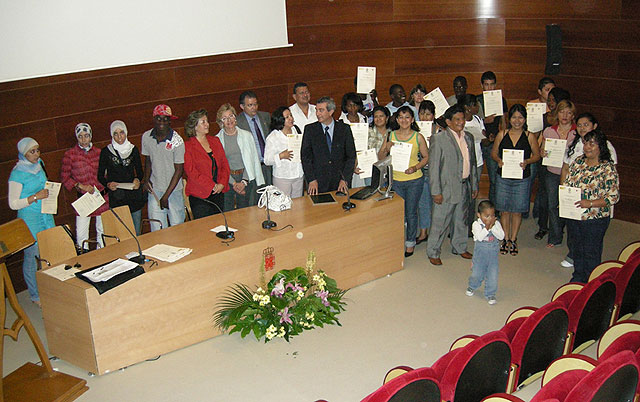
{"left": 141, "top": 104, "right": 185, "bottom": 231}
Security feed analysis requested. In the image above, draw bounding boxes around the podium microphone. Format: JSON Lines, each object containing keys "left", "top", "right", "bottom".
{"left": 196, "top": 197, "right": 235, "bottom": 239}
{"left": 340, "top": 174, "right": 355, "bottom": 211}
{"left": 261, "top": 188, "right": 277, "bottom": 229}
{"left": 109, "top": 207, "right": 145, "bottom": 264}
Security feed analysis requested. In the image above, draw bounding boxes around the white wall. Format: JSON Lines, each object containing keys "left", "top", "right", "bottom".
{"left": 0, "top": 0, "right": 290, "bottom": 82}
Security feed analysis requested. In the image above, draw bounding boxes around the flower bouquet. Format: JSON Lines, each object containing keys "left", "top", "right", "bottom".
{"left": 213, "top": 251, "right": 347, "bottom": 342}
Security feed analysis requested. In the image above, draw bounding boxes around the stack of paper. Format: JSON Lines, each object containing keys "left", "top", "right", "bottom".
{"left": 143, "top": 244, "right": 193, "bottom": 263}
{"left": 82, "top": 259, "right": 139, "bottom": 283}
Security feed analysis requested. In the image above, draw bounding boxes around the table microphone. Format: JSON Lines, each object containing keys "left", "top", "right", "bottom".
{"left": 109, "top": 207, "right": 145, "bottom": 264}
{"left": 340, "top": 174, "right": 355, "bottom": 211}
{"left": 194, "top": 196, "right": 235, "bottom": 239}
{"left": 261, "top": 188, "right": 277, "bottom": 229}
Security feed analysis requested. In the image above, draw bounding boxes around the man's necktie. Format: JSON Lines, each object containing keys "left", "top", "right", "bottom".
{"left": 325, "top": 126, "right": 332, "bottom": 152}
{"left": 253, "top": 117, "right": 265, "bottom": 157}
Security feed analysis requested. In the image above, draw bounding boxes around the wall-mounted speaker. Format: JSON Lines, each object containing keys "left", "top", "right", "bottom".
{"left": 545, "top": 24, "right": 563, "bottom": 75}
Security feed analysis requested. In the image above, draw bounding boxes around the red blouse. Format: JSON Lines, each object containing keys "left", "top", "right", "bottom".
{"left": 60, "top": 145, "right": 109, "bottom": 217}
{"left": 184, "top": 136, "right": 231, "bottom": 198}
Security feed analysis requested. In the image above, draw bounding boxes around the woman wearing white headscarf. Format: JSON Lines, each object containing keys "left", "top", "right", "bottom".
{"left": 60, "top": 123, "right": 108, "bottom": 250}
{"left": 8, "top": 137, "right": 55, "bottom": 306}
{"left": 98, "top": 120, "right": 145, "bottom": 234}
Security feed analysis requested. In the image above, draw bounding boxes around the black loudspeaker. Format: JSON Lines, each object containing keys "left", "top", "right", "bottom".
{"left": 545, "top": 24, "right": 563, "bottom": 75}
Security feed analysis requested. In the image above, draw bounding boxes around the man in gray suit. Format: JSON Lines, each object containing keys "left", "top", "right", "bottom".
{"left": 236, "top": 90, "right": 272, "bottom": 185}
{"left": 427, "top": 104, "right": 479, "bottom": 265}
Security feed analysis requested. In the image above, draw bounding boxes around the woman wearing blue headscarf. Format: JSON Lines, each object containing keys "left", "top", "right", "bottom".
{"left": 8, "top": 137, "right": 55, "bottom": 306}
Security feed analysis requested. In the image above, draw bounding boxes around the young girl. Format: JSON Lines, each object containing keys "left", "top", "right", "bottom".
{"left": 466, "top": 200, "right": 505, "bottom": 305}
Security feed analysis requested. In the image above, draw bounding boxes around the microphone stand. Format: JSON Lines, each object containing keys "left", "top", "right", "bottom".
{"left": 261, "top": 188, "right": 277, "bottom": 229}
{"left": 110, "top": 207, "right": 145, "bottom": 264}
{"left": 340, "top": 174, "right": 355, "bottom": 211}
{"left": 196, "top": 196, "right": 235, "bottom": 239}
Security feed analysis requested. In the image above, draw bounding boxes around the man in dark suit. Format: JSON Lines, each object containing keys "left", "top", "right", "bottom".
{"left": 427, "top": 104, "right": 479, "bottom": 265}
{"left": 236, "top": 90, "right": 273, "bottom": 185}
{"left": 301, "top": 96, "right": 356, "bottom": 195}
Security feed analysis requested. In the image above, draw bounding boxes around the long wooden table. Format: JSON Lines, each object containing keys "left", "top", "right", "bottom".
{"left": 36, "top": 194, "right": 404, "bottom": 375}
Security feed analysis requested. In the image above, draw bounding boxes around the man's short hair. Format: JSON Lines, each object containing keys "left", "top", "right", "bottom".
{"left": 444, "top": 104, "right": 465, "bottom": 121}
{"left": 293, "top": 82, "right": 308, "bottom": 94}
{"left": 481, "top": 71, "right": 497, "bottom": 83}
{"left": 317, "top": 96, "right": 336, "bottom": 112}
{"left": 239, "top": 90, "right": 257, "bottom": 105}
{"left": 453, "top": 76, "right": 467, "bottom": 87}
{"left": 538, "top": 77, "right": 555, "bottom": 90}
{"left": 550, "top": 87, "right": 571, "bottom": 103}
{"left": 478, "top": 200, "right": 495, "bottom": 213}
{"left": 389, "top": 83, "right": 404, "bottom": 95}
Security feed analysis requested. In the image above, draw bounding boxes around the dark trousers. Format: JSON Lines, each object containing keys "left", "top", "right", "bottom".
{"left": 189, "top": 193, "right": 223, "bottom": 220}
{"left": 532, "top": 162, "right": 549, "bottom": 231}
{"left": 545, "top": 171, "right": 564, "bottom": 245}
{"left": 567, "top": 217, "right": 610, "bottom": 283}
{"left": 482, "top": 142, "right": 498, "bottom": 206}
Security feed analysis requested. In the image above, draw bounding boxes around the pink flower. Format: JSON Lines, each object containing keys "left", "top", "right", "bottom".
{"left": 315, "top": 290, "right": 330, "bottom": 307}
{"left": 278, "top": 307, "right": 292, "bottom": 324}
{"left": 271, "top": 278, "right": 285, "bottom": 298}
{"left": 286, "top": 282, "right": 304, "bottom": 292}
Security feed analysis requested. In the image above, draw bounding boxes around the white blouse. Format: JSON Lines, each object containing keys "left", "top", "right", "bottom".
{"left": 263, "top": 130, "right": 304, "bottom": 180}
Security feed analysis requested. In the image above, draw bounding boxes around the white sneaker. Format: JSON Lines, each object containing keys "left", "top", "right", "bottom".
{"left": 487, "top": 296, "right": 497, "bottom": 305}
{"left": 560, "top": 259, "right": 573, "bottom": 268}
{"left": 465, "top": 287, "right": 474, "bottom": 297}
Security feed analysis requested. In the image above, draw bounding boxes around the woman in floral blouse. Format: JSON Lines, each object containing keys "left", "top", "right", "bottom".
{"left": 562, "top": 128, "right": 619, "bottom": 283}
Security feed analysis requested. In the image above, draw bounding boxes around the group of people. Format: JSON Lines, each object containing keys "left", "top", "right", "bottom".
{"left": 8, "top": 75, "right": 620, "bottom": 307}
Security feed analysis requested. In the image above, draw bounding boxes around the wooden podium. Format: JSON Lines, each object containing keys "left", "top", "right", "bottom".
{"left": 0, "top": 219, "right": 87, "bottom": 402}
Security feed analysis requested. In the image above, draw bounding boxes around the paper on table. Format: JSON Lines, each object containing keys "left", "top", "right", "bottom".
{"left": 356, "top": 66, "right": 376, "bottom": 94}
{"left": 287, "top": 134, "right": 303, "bottom": 163}
{"left": 423, "top": 87, "right": 449, "bottom": 118}
{"left": 210, "top": 225, "right": 238, "bottom": 234}
{"left": 357, "top": 149, "right": 377, "bottom": 179}
{"left": 390, "top": 141, "right": 412, "bottom": 172}
{"left": 416, "top": 121, "right": 433, "bottom": 143}
{"left": 349, "top": 122, "right": 369, "bottom": 151}
{"left": 559, "top": 185, "right": 584, "bottom": 220}
{"left": 501, "top": 149, "right": 524, "bottom": 179}
{"left": 543, "top": 138, "right": 567, "bottom": 168}
{"left": 81, "top": 258, "right": 138, "bottom": 283}
{"left": 116, "top": 182, "right": 136, "bottom": 190}
{"left": 526, "top": 102, "right": 546, "bottom": 133}
{"left": 143, "top": 244, "right": 192, "bottom": 263}
{"left": 71, "top": 186, "right": 105, "bottom": 217}
{"left": 483, "top": 90, "right": 504, "bottom": 117}
{"left": 41, "top": 181, "right": 61, "bottom": 215}
{"left": 42, "top": 264, "right": 80, "bottom": 281}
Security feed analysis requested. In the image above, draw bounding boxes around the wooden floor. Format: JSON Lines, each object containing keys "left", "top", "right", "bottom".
{"left": 3, "top": 215, "right": 640, "bottom": 402}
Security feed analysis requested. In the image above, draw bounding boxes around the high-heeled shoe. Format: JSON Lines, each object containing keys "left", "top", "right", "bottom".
{"left": 500, "top": 240, "right": 508, "bottom": 255}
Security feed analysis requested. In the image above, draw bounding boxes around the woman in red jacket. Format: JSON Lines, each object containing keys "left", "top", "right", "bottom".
{"left": 184, "top": 109, "right": 231, "bottom": 219}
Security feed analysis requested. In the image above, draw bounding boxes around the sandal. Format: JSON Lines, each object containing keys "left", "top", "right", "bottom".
{"left": 510, "top": 239, "right": 518, "bottom": 256}
{"left": 500, "top": 240, "right": 508, "bottom": 255}
{"left": 534, "top": 230, "right": 547, "bottom": 240}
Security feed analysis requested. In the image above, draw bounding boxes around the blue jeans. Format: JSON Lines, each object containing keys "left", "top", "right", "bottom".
{"left": 545, "top": 172, "right": 564, "bottom": 245}
{"left": 567, "top": 217, "right": 610, "bottom": 283}
{"left": 23, "top": 243, "right": 39, "bottom": 302}
{"left": 131, "top": 208, "right": 142, "bottom": 235}
{"left": 147, "top": 188, "right": 185, "bottom": 232}
{"left": 418, "top": 173, "right": 432, "bottom": 231}
{"left": 393, "top": 177, "right": 423, "bottom": 248}
{"left": 482, "top": 143, "right": 498, "bottom": 206}
{"left": 469, "top": 238, "right": 500, "bottom": 298}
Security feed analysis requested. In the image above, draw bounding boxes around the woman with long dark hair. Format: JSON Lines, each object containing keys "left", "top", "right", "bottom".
{"left": 264, "top": 106, "right": 304, "bottom": 198}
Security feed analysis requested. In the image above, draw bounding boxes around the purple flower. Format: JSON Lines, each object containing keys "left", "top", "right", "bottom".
{"left": 286, "top": 282, "right": 304, "bottom": 292}
{"left": 315, "top": 290, "right": 330, "bottom": 307}
{"left": 271, "top": 278, "right": 285, "bottom": 298}
{"left": 278, "top": 307, "right": 292, "bottom": 324}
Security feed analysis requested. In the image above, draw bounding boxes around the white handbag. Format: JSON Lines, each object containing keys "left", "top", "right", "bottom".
{"left": 257, "top": 185, "right": 292, "bottom": 211}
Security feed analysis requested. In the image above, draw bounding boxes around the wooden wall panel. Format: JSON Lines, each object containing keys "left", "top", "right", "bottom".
{"left": 395, "top": 46, "right": 545, "bottom": 75}
{"left": 395, "top": 1, "right": 622, "bottom": 19}
{"left": 286, "top": 0, "right": 393, "bottom": 27}
{"left": 506, "top": 18, "right": 640, "bottom": 50}
{"left": 554, "top": 76, "right": 640, "bottom": 110}
{"left": 561, "top": 48, "right": 640, "bottom": 80}
{"left": 0, "top": 120, "right": 57, "bottom": 163}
